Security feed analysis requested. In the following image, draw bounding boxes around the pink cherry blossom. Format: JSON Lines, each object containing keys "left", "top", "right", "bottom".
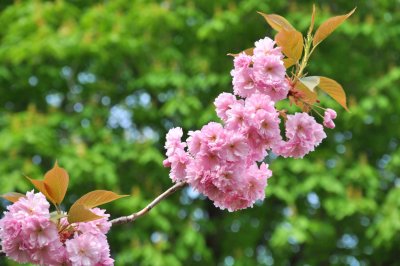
{"left": 66, "top": 233, "right": 105, "bottom": 266}
{"left": 253, "top": 55, "right": 286, "bottom": 83}
{"left": 242, "top": 163, "right": 271, "bottom": 203}
{"left": 196, "top": 149, "right": 220, "bottom": 170}
{"left": 212, "top": 164, "right": 244, "bottom": 192}
{"left": 258, "top": 79, "right": 290, "bottom": 102}
{"left": 24, "top": 216, "right": 59, "bottom": 248}
{"left": 214, "top": 92, "right": 237, "bottom": 121}
{"left": 232, "top": 68, "right": 257, "bottom": 98}
{"left": 0, "top": 191, "right": 115, "bottom": 266}
{"left": 8, "top": 190, "right": 50, "bottom": 219}
{"left": 30, "top": 239, "right": 66, "bottom": 266}
{"left": 212, "top": 163, "right": 272, "bottom": 212}
{"left": 244, "top": 93, "right": 276, "bottom": 113}
{"left": 245, "top": 127, "right": 269, "bottom": 162}
{"left": 163, "top": 35, "right": 335, "bottom": 212}
{"left": 0, "top": 218, "right": 30, "bottom": 264}
{"left": 274, "top": 112, "right": 327, "bottom": 158}
{"left": 187, "top": 130, "right": 203, "bottom": 156}
{"left": 323, "top": 108, "right": 337, "bottom": 129}
{"left": 169, "top": 147, "right": 189, "bottom": 182}
{"left": 200, "top": 122, "right": 226, "bottom": 151}
{"left": 253, "top": 37, "right": 283, "bottom": 57}
{"left": 77, "top": 208, "right": 111, "bottom": 235}
{"left": 0, "top": 191, "right": 63, "bottom": 265}
{"left": 221, "top": 132, "right": 249, "bottom": 161}
{"left": 165, "top": 127, "right": 186, "bottom": 156}
{"left": 233, "top": 52, "right": 252, "bottom": 69}
{"left": 225, "top": 101, "right": 248, "bottom": 130}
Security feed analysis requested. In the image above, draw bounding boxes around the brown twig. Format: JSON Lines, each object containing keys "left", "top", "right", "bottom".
{"left": 110, "top": 181, "right": 187, "bottom": 226}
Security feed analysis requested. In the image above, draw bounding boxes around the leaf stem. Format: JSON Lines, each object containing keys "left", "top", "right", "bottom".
{"left": 58, "top": 223, "right": 72, "bottom": 234}
{"left": 312, "top": 107, "right": 325, "bottom": 119}
{"left": 312, "top": 104, "right": 327, "bottom": 111}
{"left": 110, "top": 181, "right": 187, "bottom": 226}
{"left": 308, "top": 44, "right": 318, "bottom": 57}
{"left": 55, "top": 204, "right": 61, "bottom": 214}
{"left": 296, "top": 36, "right": 312, "bottom": 79}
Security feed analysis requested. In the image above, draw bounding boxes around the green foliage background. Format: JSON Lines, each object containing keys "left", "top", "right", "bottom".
{"left": 1, "top": 0, "right": 399, "bottom": 265}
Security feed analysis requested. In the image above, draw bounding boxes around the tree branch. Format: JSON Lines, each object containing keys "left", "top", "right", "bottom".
{"left": 110, "top": 181, "right": 187, "bottom": 226}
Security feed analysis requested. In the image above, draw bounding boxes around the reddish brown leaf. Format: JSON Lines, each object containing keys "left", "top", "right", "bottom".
{"left": 1, "top": 192, "right": 25, "bottom": 203}
{"left": 283, "top": 58, "right": 296, "bottom": 68}
{"left": 74, "top": 190, "right": 129, "bottom": 208}
{"left": 67, "top": 190, "right": 128, "bottom": 224}
{"left": 308, "top": 4, "right": 316, "bottom": 36}
{"left": 275, "top": 30, "right": 303, "bottom": 62}
{"left": 67, "top": 204, "right": 104, "bottom": 224}
{"left": 227, "top": 47, "right": 254, "bottom": 57}
{"left": 313, "top": 8, "right": 356, "bottom": 46}
{"left": 43, "top": 161, "right": 69, "bottom": 205}
{"left": 295, "top": 81, "right": 318, "bottom": 111}
{"left": 318, "top": 77, "right": 349, "bottom": 111}
{"left": 26, "top": 176, "right": 56, "bottom": 204}
{"left": 257, "top": 12, "right": 295, "bottom": 32}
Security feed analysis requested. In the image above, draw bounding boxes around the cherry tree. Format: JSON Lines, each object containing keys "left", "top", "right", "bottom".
{"left": 0, "top": 6, "right": 355, "bottom": 265}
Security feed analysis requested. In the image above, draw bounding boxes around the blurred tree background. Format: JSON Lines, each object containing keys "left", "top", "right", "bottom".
{"left": 0, "top": 0, "right": 399, "bottom": 265}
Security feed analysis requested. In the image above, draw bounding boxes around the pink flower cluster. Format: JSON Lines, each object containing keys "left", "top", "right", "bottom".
{"left": 164, "top": 93, "right": 277, "bottom": 211}
{"left": 231, "top": 37, "right": 289, "bottom": 101}
{"left": 274, "top": 113, "right": 326, "bottom": 158}
{"left": 0, "top": 191, "right": 114, "bottom": 266}
{"left": 163, "top": 37, "right": 336, "bottom": 211}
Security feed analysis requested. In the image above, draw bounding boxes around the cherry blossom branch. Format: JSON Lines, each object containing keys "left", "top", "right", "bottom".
{"left": 110, "top": 181, "right": 187, "bottom": 226}
{"left": 0, "top": 183, "right": 187, "bottom": 257}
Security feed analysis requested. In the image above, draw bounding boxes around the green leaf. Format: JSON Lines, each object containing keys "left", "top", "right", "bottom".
{"left": 313, "top": 8, "right": 356, "bottom": 46}
{"left": 318, "top": 77, "right": 349, "bottom": 111}
{"left": 1, "top": 192, "right": 25, "bottom": 203}
{"left": 257, "top": 12, "right": 295, "bottom": 32}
